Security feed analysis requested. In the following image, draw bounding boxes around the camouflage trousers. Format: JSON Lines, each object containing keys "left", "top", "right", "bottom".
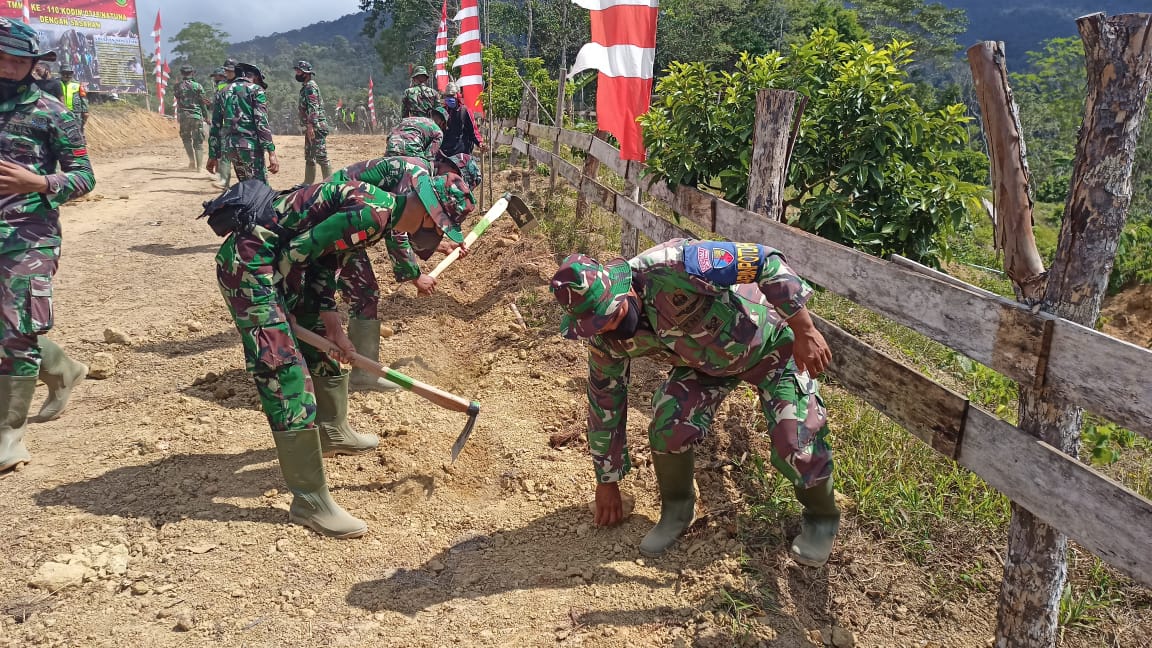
{"left": 0, "top": 247, "right": 58, "bottom": 377}
{"left": 335, "top": 250, "right": 379, "bottom": 320}
{"left": 227, "top": 143, "right": 267, "bottom": 184}
{"left": 216, "top": 229, "right": 341, "bottom": 432}
{"left": 179, "top": 116, "right": 205, "bottom": 150}
{"left": 304, "top": 130, "right": 330, "bottom": 167}
{"left": 649, "top": 364, "right": 833, "bottom": 489}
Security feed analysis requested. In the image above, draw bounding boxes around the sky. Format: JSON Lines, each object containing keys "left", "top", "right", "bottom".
{"left": 135, "top": 0, "right": 365, "bottom": 54}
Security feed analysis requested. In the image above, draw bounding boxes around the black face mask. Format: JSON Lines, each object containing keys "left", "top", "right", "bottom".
{"left": 601, "top": 296, "right": 642, "bottom": 340}
{"left": 409, "top": 224, "right": 443, "bottom": 261}
{"left": 0, "top": 74, "right": 32, "bottom": 102}
{"left": 295, "top": 73, "right": 307, "bottom": 83}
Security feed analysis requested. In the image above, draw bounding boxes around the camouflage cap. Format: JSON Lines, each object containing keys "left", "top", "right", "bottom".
{"left": 59, "top": 64, "right": 73, "bottom": 74}
{"left": 211, "top": 66, "right": 226, "bottom": 77}
{"left": 414, "top": 173, "right": 474, "bottom": 244}
{"left": 550, "top": 254, "right": 633, "bottom": 340}
{"left": 0, "top": 18, "right": 55, "bottom": 61}
{"left": 411, "top": 65, "right": 429, "bottom": 79}
{"left": 223, "top": 57, "right": 237, "bottom": 71}
{"left": 431, "top": 106, "right": 449, "bottom": 123}
{"left": 294, "top": 60, "right": 313, "bottom": 74}
{"left": 441, "top": 153, "right": 482, "bottom": 190}
{"left": 180, "top": 64, "right": 194, "bottom": 74}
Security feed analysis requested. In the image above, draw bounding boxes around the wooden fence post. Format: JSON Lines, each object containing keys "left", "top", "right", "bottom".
{"left": 990, "top": 13, "right": 1152, "bottom": 647}
{"left": 746, "top": 89, "right": 797, "bottom": 221}
{"left": 575, "top": 130, "right": 608, "bottom": 221}
{"left": 621, "top": 175, "right": 640, "bottom": 257}
{"left": 548, "top": 69, "right": 567, "bottom": 203}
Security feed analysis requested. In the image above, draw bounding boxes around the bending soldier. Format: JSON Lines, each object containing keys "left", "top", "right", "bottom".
{"left": 550, "top": 239, "right": 840, "bottom": 567}
{"left": 207, "top": 174, "right": 475, "bottom": 537}
{"left": 0, "top": 19, "right": 94, "bottom": 475}
{"left": 384, "top": 109, "right": 447, "bottom": 168}
{"left": 294, "top": 60, "right": 331, "bottom": 184}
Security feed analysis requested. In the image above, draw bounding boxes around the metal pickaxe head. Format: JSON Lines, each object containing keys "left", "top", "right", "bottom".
{"left": 505, "top": 194, "right": 536, "bottom": 231}
{"left": 450, "top": 401, "right": 481, "bottom": 463}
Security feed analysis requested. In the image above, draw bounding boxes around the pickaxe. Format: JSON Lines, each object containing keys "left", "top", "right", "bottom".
{"left": 291, "top": 324, "right": 480, "bottom": 462}
{"left": 429, "top": 192, "right": 534, "bottom": 279}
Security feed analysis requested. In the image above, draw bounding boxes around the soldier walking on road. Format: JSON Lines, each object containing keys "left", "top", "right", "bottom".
{"left": 203, "top": 174, "right": 474, "bottom": 537}
{"left": 550, "top": 239, "right": 841, "bottom": 567}
{"left": 400, "top": 66, "right": 440, "bottom": 118}
{"left": 0, "top": 18, "right": 94, "bottom": 475}
{"left": 294, "top": 60, "right": 331, "bottom": 183}
{"left": 208, "top": 62, "right": 278, "bottom": 184}
{"left": 208, "top": 60, "right": 237, "bottom": 188}
{"left": 174, "top": 64, "right": 209, "bottom": 171}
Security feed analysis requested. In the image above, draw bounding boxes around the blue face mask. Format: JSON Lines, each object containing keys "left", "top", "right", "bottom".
{"left": 444, "top": 97, "right": 458, "bottom": 109}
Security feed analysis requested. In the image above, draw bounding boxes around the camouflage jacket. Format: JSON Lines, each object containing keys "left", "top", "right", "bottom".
{"left": 0, "top": 83, "right": 95, "bottom": 254}
{"left": 584, "top": 239, "right": 814, "bottom": 482}
{"left": 328, "top": 156, "right": 428, "bottom": 191}
{"left": 174, "top": 78, "right": 208, "bottom": 120}
{"left": 274, "top": 182, "right": 422, "bottom": 306}
{"left": 384, "top": 117, "right": 442, "bottom": 164}
{"left": 297, "top": 80, "right": 328, "bottom": 131}
{"left": 209, "top": 80, "right": 231, "bottom": 158}
{"left": 216, "top": 80, "right": 275, "bottom": 156}
{"left": 401, "top": 84, "right": 440, "bottom": 118}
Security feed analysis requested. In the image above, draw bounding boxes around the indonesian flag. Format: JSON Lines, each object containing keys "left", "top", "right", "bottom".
{"left": 152, "top": 11, "right": 164, "bottom": 115}
{"left": 368, "top": 76, "right": 377, "bottom": 128}
{"left": 434, "top": 0, "right": 450, "bottom": 93}
{"left": 569, "top": 0, "right": 658, "bottom": 161}
{"left": 452, "top": 0, "right": 484, "bottom": 115}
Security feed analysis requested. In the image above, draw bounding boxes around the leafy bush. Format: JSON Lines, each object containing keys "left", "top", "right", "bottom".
{"left": 480, "top": 44, "right": 558, "bottom": 123}
{"left": 639, "top": 29, "right": 986, "bottom": 266}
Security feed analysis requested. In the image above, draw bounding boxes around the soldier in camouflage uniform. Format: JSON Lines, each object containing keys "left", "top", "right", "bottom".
{"left": 401, "top": 66, "right": 440, "bottom": 118}
{"left": 208, "top": 63, "right": 235, "bottom": 188}
{"left": 293, "top": 60, "right": 331, "bottom": 184}
{"left": 324, "top": 155, "right": 478, "bottom": 391}
{"left": 0, "top": 18, "right": 94, "bottom": 475}
{"left": 207, "top": 62, "right": 278, "bottom": 184}
{"left": 174, "top": 64, "right": 208, "bottom": 171}
{"left": 210, "top": 173, "right": 474, "bottom": 537}
{"left": 384, "top": 109, "right": 447, "bottom": 167}
{"left": 550, "top": 239, "right": 840, "bottom": 566}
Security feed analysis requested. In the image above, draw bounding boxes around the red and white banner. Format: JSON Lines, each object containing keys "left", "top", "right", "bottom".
{"left": 451, "top": 0, "right": 483, "bottom": 115}
{"left": 569, "top": 0, "right": 658, "bottom": 160}
{"left": 434, "top": 0, "right": 450, "bottom": 93}
{"left": 21, "top": 0, "right": 30, "bottom": 24}
{"left": 152, "top": 11, "right": 163, "bottom": 115}
{"left": 368, "top": 76, "right": 377, "bottom": 128}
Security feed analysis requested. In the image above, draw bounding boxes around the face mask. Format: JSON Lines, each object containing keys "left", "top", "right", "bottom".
{"left": 601, "top": 296, "right": 642, "bottom": 340}
{"left": 295, "top": 73, "right": 307, "bottom": 82}
{"left": 444, "top": 97, "right": 458, "bottom": 109}
{"left": 0, "top": 74, "right": 32, "bottom": 102}
{"left": 409, "top": 223, "right": 443, "bottom": 261}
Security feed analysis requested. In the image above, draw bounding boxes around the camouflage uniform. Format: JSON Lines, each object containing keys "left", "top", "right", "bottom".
{"left": 297, "top": 78, "right": 330, "bottom": 175}
{"left": 551, "top": 239, "right": 833, "bottom": 489}
{"left": 385, "top": 117, "right": 443, "bottom": 166}
{"left": 327, "top": 157, "right": 429, "bottom": 320}
{"left": 401, "top": 72, "right": 441, "bottom": 118}
{"left": 174, "top": 75, "right": 208, "bottom": 167}
{"left": 213, "top": 78, "right": 274, "bottom": 183}
{"left": 1, "top": 76, "right": 95, "bottom": 377}
{"left": 209, "top": 70, "right": 233, "bottom": 186}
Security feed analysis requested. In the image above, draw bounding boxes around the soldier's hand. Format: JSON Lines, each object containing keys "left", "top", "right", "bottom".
{"left": 413, "top": 273, "right": 437, "bottom": 296}
{"left": 319, "top": 311, "right": 356, "bottom": 363}
{"left": 268, "top": 151, "right": 280, "bottom": 175}
{"left": 790, "top": 311, "right": 832, "bottom": 377}
{"left": 594, "top": 482, "right": 625, "bottom": 527}
{"left": 306, "top": 125, "right": 315, "bottom": 142}
{"left": 477, "top": 142, "right": 489, "bottom": 153}
{"left": 436, "top": 241, "right": 468, "bottom": 258}
{"left": 0, "top": 161, "right": 49, "bottom": 195}
{"left": 206, "top": 158, "right": 218, "bottom": 174}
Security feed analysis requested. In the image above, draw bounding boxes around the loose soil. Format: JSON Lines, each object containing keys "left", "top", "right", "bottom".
{"left": 1, "top": 129, "right": 1146, "bottom": 648}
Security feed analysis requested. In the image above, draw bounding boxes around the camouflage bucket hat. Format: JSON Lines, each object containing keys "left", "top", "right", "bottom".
{"left": 411, "top": 65, "right": 429, "bottom": 79}
{"left": 235, "top": 62, "right": 266, "bottom": 89}
{"left": 443, "top": 153, "right": 482, "bottom": 190}
{"left": 415, "top": 173, "right": 474, "bottom": 244}
{"left": 0, "top": 18, "right": 55, "bottom": 61}
{"left": 212, "top": 66, "right": 226, "bottom": 77}
{"left": 294, "top": 60, "right": 313, "bottom": 74}
{"left": 223, "top": 57, "right": 237, "bottom": 71}
{"left": 180, "top": 64, "right": 194, "bottom": 74}
{"left": 59, "top": 64, "right": 73, "bottom": 74}
{"left": 550, "top": 254, "right": 632, "bottom": 340}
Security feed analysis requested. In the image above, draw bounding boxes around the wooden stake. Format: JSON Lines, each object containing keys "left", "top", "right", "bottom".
{"left": 746, "top": 89, "right": 797, "bottom": 221}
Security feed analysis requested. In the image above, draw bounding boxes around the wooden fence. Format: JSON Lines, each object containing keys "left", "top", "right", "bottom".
{"left": 492, "top": 117, "right": 1152, "bottom": 589}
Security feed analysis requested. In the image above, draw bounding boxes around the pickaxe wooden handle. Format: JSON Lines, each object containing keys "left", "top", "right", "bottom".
{"left": 428, "top": 193, "right": 513, "bottom": 279}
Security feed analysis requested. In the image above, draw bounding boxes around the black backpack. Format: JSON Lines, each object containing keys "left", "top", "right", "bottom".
{"left": 199, "top": 180, "right": 282, "bottom": 237}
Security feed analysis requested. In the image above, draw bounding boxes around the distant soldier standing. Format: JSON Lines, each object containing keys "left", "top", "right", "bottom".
{"left": 0, "top": 18, "right": 95, "bottom": 475}
{"left": 174, "top": 64, "right": 209, "bottom": 171}
{"left": 208, "top": 62, "right": 279, "bottom": 184}
{"left": 208, "top": 60, "right": 237, "bottom": 188}
{"left": 384, "top": 109, "right": 447, "bottom": 167}
{"left": 294, "top": 60, "right": 331, "bottom": 184}
{"left": 400, "top": 66, "right": 440, "bottom": 118}
{"left": 58, "top": 65, "right": 86, "bottom": 132}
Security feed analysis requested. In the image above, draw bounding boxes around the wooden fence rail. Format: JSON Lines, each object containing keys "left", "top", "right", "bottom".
{"left": 492, "top": 118, "right": 1152, "bottom": 589}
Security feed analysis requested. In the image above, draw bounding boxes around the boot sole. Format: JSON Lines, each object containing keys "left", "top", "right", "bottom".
{"left": 0, "top": 458, "right": 30, "bottom": 475}
{"left": 289, "top": 514, "right": 368, "bottom": 539}
{"left": 638, "top": 514, "right": 697, "bottom": 558}
{"left": 31, "top": 364, "right": 88, "bottom": 423}
{"left": 320, "top": 447, "right": 377, "bottom": 458}
{"left": 790, "top": 550, "right": 831, "bottom": 568}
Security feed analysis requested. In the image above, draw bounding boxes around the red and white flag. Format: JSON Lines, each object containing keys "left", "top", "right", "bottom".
{"left": 569, "top": 0, "right": 658, "bottom": 161}
{"left": 434, "top": 0, "right": 450, "bottom": 93}
{"left": 452, "top": 0, "right": 484, "bottom": 115}
{"left": 152, "top": 11, "right": 164, "bottom": 115}
{"left": 368, "top": 76, "right": 377, "bottom": 128}
{"left": 21, "top": 0, "right": 30, "bottom": 24}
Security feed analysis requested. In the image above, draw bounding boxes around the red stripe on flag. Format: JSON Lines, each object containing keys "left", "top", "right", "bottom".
{"left": 589, "top": 5, "right": 658, "bottom": 48}
{"left": 596, "top": 74, "right": 653, "bottom": 161}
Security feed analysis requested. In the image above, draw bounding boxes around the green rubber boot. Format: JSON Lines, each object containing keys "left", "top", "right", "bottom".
{"left": 790, "top": 477, "right": 841, "bottom": 567}
{"left": 314, "top": 371, "right": 379, "bottom": 456}
{"left": 32, "top": 337, "right": 87, "bottom": 423}
{"left": 272, "top": 427, "right": 367, "bottom": 538}
{"left": 183, "top": 139, "right": 197, "bottom": 169}
{"left": 1, "top": 376, "right": 37, "bottom": 473}
{"left": 320, "top": 162, "right": 332, "bottom": 180}
{"left": 194, "top": 147, "right": 206, "bottom": 172}
{"left": 346, "top": 319, "right": 399, "bottom": 392}
{"left": 639, "top": 449, "right": 698, "bottom": 557}
{"left": 303, "top": 161, "right": 317, "bottom": 185}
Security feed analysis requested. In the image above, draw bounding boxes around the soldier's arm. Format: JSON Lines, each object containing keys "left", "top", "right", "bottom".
{"left": 283, "top": 184, "right": 395, "bottom": 265}
{"left": 586, "top": 344, "right": 633, "bottom": 483}
{"left": 43, "top": 110, "right": 94, "bottom": 206}
{"left": 303, "top": 255, "right": 341, "bottom": 312}
{"left": 359, "top": 158, "right": 406, "bottom": 191}
{"left": 254, "top": 90, "right": 275, "bottom": 152}
{"left": 683, "top": 241, "right": 813, "bottom": 320}
{"left": 208, "top": 94, "right": 224, "bottom": 158}
{"left": 383, "top": 230, "right": 421, "bottom": 282}
{"left": 304, "top": 85, "right": 322, "bottom": 125}
{"left": 427, "top": 127, "right": 443, "bottom": 161}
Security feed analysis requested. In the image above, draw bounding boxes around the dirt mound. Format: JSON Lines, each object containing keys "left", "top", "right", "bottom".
{"left": 1101, "top": 284, "right": 1152, "bottom": 348}
{"left": 84, "top": 106, "right": 178, "bottom": 155}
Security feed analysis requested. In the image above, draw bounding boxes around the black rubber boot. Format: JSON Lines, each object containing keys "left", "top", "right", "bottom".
{"left": 791, "top": 477, "right": 841, "bottom": 567}
{"left": 639, "top": 449, "right": 697, "bottom": 557}
{"left": 0, "top": 376, "right": 37, "bottom": 474}
{"left": 272, "top": 427, "right": 367, "bottom": 538}
{"left": 313, "top": 371, "right": 379, "bottom": 456}
{"left": 346, "top": 319, "right": 399, "bottom": 392}
{"left": 32, "top": 337, "right": 87, "bottom": 423}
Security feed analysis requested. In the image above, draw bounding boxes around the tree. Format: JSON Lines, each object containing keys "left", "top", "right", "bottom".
{"left": 169, "top": 22, "right": 230, "bottom": 80}
{"left": 848, "top": 0, "right": 967, "bottom": 69}
{"left": 640, "top": 28, "right": 986, "bottom": 265}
